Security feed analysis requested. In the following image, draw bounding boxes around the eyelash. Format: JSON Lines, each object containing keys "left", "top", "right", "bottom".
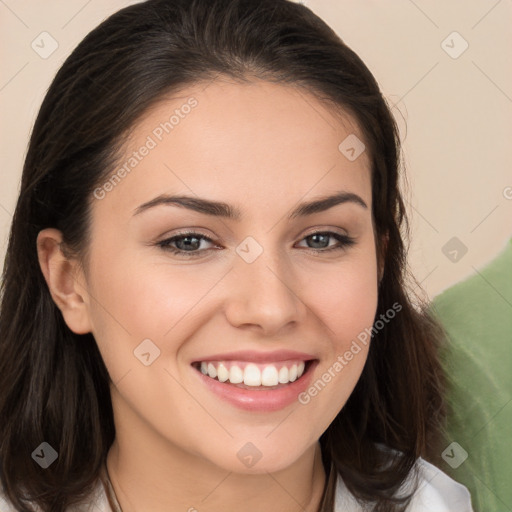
{"left": 156, "top": 230, "right": 356, "bottom": 258}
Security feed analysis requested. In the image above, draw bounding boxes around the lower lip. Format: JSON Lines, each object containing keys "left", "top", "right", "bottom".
{"left": 192, "top": 361, "right": 318, "bottom": 412}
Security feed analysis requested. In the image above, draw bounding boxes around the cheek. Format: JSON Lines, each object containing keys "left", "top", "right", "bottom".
{"left": 304, "top": 250, "right": 379, "bottom": 345}
{"left": 86, "top": 238, "right": 193, "bottom": 332}
{"left": 84, "top": 246, "right": 225, "bottom": 374}
{"left": 295, "top": 244, "right": 378, "bottom": 420}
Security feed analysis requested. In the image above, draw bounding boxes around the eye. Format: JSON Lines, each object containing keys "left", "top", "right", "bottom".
{"left": 157, "top": 232, "right": 217, "bottom": 258}
{"left": 295, "top": 231, "right": 355, "bottom": 253}
{"left": 157, "top": 230, "right": 356, "bottom": 258}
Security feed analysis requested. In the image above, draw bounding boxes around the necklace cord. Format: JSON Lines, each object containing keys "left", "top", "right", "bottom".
{"left": 100, "top": 462, "right": 123, "bottom": 512}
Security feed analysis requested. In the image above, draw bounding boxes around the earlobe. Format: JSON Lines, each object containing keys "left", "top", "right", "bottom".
{"left": 36, "top": 228, "right": 93, "bottom": 335}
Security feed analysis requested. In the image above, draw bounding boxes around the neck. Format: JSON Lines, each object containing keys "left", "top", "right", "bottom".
{"left": 106, "top": 428, "right": 327, "bottom": 512}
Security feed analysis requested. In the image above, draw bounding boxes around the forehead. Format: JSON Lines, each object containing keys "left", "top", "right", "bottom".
{"left": 94, "top": 78, "right": 372, "bottom": 219}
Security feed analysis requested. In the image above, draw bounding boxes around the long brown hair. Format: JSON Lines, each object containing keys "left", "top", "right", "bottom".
{"left": 0, "top": 1, "right": 445, "bottom": 510}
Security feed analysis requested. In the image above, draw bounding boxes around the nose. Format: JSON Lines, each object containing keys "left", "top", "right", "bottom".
{"left": 223, "top": 243, "right": 307, "bottom": 336}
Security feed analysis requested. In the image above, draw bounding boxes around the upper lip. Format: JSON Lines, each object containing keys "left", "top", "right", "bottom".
{"left": 191, "top": 350, "right": 317, "bottom": 364}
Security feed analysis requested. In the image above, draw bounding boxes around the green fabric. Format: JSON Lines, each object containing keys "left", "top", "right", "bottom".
{"left": 432, "top": 238, "right": 512, "bottom": 512}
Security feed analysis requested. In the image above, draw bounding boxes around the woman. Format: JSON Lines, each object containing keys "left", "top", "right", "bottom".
{"left": 0, "top": 0, "right": 473, "bottom": 510}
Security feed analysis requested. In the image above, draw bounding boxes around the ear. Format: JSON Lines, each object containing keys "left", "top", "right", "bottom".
{"left": 36, "top": 228, "right": 93, "bottom": 335}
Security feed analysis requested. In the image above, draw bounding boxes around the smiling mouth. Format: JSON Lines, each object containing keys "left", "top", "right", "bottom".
{"left": 191, "top": 360, "right": 314, "bottom": 390}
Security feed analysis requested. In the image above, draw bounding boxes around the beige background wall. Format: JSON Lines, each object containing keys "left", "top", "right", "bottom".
{"left": 1, "top": 0, "right": 511, "bottom": 299}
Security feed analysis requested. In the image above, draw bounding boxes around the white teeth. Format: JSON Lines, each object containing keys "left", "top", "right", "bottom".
{"left": 198, "top": 361, "right": 308, "bottom": 387}
{"left": 217, "top": 363, "right": 229, "bottom": 382}
{"left": 229, "top": 365, "right": 244, "bottom": 384}
{"left": 243, "top": 363, "right": 261, "bottom": 386}
{"left": 278, "top": 366, "right": 289, "bottom": 384}
{"left": 207, "top": 362, "right": 217, "bottom": 379}
{"left": 261, "top": 365, "right": 279, "bottom": 386}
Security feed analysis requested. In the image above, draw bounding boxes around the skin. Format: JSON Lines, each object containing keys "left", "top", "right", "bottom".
{"left": 37, "top": 78, "right": 381, "bottom": 512}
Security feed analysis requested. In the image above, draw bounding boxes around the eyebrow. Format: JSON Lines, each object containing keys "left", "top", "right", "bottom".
{"left": 133, "top": 190, "right": 368, "bottom": 220}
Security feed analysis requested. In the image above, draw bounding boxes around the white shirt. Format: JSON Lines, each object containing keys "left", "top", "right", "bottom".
{"left": 334, "top": 457, "right": 473, "bottom": 511}
{"left": 0, "top": 457, "right": 473, "bottom": 511}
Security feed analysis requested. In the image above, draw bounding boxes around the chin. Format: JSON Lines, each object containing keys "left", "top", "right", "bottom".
{"left": 198, "top": 435, "right": 318, "bottom": 476}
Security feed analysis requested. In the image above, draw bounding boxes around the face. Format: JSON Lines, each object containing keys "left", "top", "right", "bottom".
{"left": 77, "top": 79, "right": 379, "bottom": 474}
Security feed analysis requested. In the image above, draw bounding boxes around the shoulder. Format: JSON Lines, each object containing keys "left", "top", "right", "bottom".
{"left": 334, "top": 457, "right": 474, "bottom": 511}
{"left": 406, "top": 458, "right": 474, "bottom": 511}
